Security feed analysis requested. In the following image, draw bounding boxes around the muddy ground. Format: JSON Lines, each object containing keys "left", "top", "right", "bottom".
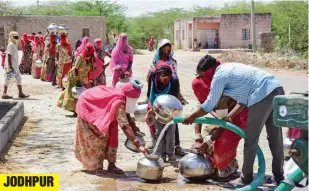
{"left": 0, "top": 50, "right": 307, "bottom": 191}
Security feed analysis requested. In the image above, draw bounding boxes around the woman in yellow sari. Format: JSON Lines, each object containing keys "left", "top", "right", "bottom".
{"left": 57, "top": 43, "right": 94, "bottom": 116}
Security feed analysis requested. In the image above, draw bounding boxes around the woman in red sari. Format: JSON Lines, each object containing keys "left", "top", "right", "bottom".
{"left": 74, "top": 79, "right": 148, "bottom": 174}
{"left": 191, "top": 55, "right": 248, "bottom": 180}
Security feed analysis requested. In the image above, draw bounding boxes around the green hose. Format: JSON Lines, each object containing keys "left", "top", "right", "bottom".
{"left": 173, "top": 116, "right": 266, "bottom": 191}
{"left": 275, "top": 168, "right": 305, "bottom": 191}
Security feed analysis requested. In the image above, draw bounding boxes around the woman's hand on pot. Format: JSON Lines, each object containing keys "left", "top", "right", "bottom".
{"left": 138, "top": 145, "right": 149, "bottom": 155}
{"left": 223, "top": 116, "right": 233, "bottom": 123}
{"left": 145, "top": 109, "right": 155, "bottom": 126}
{"left": 199, "top": 141, "right": 210, "bottom": 155}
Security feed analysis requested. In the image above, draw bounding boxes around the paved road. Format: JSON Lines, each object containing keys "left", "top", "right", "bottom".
{"left": 0, "top": 50, "right": 307, "bottom": 191}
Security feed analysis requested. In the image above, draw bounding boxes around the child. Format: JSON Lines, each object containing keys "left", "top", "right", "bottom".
{"left": 1, "top": 47, "right": 6, "bottom": 69}
{"left": 146, "top": 61, "right": 180, "bottom": 163}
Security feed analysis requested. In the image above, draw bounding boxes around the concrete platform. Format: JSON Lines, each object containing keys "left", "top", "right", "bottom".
{"left": 0, "top": 101, "right": 24, "bottom": 152}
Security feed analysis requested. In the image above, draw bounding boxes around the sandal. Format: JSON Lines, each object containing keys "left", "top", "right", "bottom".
{"left": 107, "top": 164, "right": 124, "bottom": 174}
{"left": 1, "top": 94, "right": 13, "bottom": 99}
{"left": 18, "top": 94, "right": 30, "bottom": 99}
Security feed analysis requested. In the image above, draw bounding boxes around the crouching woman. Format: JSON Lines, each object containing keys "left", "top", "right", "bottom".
{"left": 74, "top": 79, "right": 149, "bottom": 174}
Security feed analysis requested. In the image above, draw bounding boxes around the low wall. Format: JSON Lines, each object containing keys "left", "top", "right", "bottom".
{"left": 200, "top": 49, "right": 253, "bottom": 54}
{"left": 0, "top": 101, "right": 24, "bottom": 153}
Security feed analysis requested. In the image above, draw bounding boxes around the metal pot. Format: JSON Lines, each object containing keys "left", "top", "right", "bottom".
{"left": 125, "top": 131, "right": 146, "bottom": 152}
{"left": 134, "top": 104, "right": 148, "bottom": 122}
{"left": 62, "top": 75, "right": 68, "bottom": 89}
{"left": 153, "top": 94, "right": 183, "bottom": 124}
{"left": 58, "top": 24, "right": 68, "bottom": 35}
{"left": 115, "top": 77, "right": 130, "bottom": 88}
{"left": 284, "top": 137, "right": 293, "bottom": 158}
{"left": 35, "top": 59, "right": 42, "bottom": 68}
{"left": 178, "top": 152, "right": 215, "bottom": 180}
{"left": 137, "top": 154, "right": 164, "bottom": 181}
{"left": 71, "top": 86, "right": 86, "bottom": 99}
{"left": 47, "top": 23, "right": 58, "bottom": 34}
{"left": 5, "top": 72, "right": 16, "bottom": 84}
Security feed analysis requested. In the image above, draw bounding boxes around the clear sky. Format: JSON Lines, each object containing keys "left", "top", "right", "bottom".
{"left": 11, "top": 0, "right": 273, "bottom": 17}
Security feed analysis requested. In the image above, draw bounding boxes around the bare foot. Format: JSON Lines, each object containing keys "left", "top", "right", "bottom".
{"left": 107, "top": 163, "right": 124, "bottom": 174}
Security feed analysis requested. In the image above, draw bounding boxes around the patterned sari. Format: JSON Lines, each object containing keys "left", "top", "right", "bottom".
{"left": 19, "top": 41, "right": 33, "bottom": 74}
{"left": 57, "top": 56, "right": 92, "bottom": 112}
{"left": 56, "top": 44, "right": 72, "bottom": 88}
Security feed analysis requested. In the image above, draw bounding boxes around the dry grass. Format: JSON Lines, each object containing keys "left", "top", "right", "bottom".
{"left": 217, "top": 51, "right": 307, "bottom": 70}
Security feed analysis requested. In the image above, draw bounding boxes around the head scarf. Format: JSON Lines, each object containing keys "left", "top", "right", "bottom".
{"left": 93, "top": 38, "right": 105, "bottom": 75}
{"left": 154, "top": 39, "right": 173, "bottom": 64}
{"left": 110, "top": 33, "right": 133, "bottom": 72}
{"left": 60, "top": 34, "right": 72, "bottom": 57}
{"left": 81, "top": 43, "right": 94, "bottom": 59}
{"left": 49, "top": 34, "right": 57, "bottom": 55}
{"left": 32, "top": 35, "right": 40, "bottom": 52}
{"left": 28, "top": 34, "right": 34, "bottom": 41}
{"left": 76, "top": 79, "right": 142, "bottom": 135}
{"left": 149, "top": 61, "right": 173, "bottom": 105}
{"left": 9, "top": 31, "right": 19, "bottom": 44}
{"left": 76, "top": 37, "right": 89, "bottom": 56}
{"left": 94, "top": 38, "right": 103, "bottom": 50}
{"left": 20, "top": 33, "right": 28, "bottom": 49}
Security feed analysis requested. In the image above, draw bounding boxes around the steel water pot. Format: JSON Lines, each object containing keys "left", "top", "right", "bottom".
{"left": 137, "top": 154, "right": 164, "bottom": 181}
{"left": 153, "top": 94, "right": 183, "bottom": 124}
{"left": 178, "top": 152, "right": 215, "bottom": 180}
{"left": 134, "top": 104, "right": 148, "bottom": 122}
{"left": 124, "top": 131, "right": 146, "bottom": 152}
{"left": 71, "top": 86, "right": 86, "bottom": 99}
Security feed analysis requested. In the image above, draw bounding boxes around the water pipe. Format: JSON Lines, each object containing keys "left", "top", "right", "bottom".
{"left": 173, "top": 116, "right": 266, "bottom": 191}
{"left": 275, "top": 167, "right": 305, "bottom": 191}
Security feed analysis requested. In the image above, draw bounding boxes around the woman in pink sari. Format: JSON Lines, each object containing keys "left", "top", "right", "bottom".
{"left": 110, "top": 33, "right": 134, "bottom": 86}
{"left": 75, "top": 37, "right": 89, "bottom": 58}
{"left": 74, "top": 79, "right": 148, "bottom": 174}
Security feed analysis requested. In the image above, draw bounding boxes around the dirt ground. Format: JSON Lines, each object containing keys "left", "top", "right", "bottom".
{"left": 0, "top": 50, "right": 307, "bottom": 191}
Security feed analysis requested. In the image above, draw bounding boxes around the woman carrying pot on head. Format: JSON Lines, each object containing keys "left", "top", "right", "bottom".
{"left": 189, "top": 55, "right": 249, "bottom": 181}
{"left": 88, "top": 38, "right": 111, "bottom": 87}
{"left": 40, "top": 34, "right": 57, "bottom": 82}
{"left": 145, "top": 61, "right": 181, "bottom": 163}
{"left": 19, "top": 33, "right": 33, "bottom": 74}
{"left": 146, "top": 39, "right": 187, "bottom": 156}
{"left": 57, "top": 43, "right": 95, "bottom": 116}
{"left": 110, "top": 33, "right": 134, "bottom": 86}
{"left": 55, "top": 33, "right": 72, "bottom": 89}
{"left": 31, "top": 35, "right": 44, "bottom": 79}
{"left": 74, "top": 79, "right": 149, "bottom": 174}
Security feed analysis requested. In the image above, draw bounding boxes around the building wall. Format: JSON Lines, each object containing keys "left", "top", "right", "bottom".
{"left": 219, "top": 13, "right": 271, "bottom": 49}
{"left": 174, "top": 19, "right": 192, "bottom": 49}
{"left": 0, "top": 16, "right": 106, "bottom": 49}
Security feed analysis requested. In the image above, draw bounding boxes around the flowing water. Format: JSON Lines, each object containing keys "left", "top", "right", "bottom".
{"left": 152, "top": 120, "right": 175, "bottom": 155}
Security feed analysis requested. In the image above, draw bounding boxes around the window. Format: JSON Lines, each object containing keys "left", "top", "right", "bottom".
{"left": 241, "top": 28, "right": 250, "bottom": 40}
{"left": 82, "top": 28, "right": 89, "bottom": 37}
{"left": 182, "top": 30, "right": 185, "bottom": 41}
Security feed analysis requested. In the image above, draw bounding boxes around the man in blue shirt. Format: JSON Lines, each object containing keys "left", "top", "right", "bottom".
{"left": 183, "top": 55, "right": 285, "bottom": 185}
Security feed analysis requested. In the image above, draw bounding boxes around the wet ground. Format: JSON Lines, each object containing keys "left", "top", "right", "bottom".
{"left": 0, "top": 50, "right": 307, "bottom": 191}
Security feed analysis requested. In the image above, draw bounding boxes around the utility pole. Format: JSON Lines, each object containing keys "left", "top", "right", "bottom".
{"left": 288, "top": 23, "right": 291, "bottom": 48}
{"left": 37, "top": 0, "right": 39, "bottom": 8}
{"left": 251, "top": 0, "right": 256, "bottom": 52}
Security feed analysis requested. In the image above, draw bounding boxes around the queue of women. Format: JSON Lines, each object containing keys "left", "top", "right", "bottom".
{"left": 9, "top": 29, "right": 285, "bottom": 185}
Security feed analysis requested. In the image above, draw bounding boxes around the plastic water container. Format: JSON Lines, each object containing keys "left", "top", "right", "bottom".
{"left": 273, "top": 93, "right": 308, "bottom": 129}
